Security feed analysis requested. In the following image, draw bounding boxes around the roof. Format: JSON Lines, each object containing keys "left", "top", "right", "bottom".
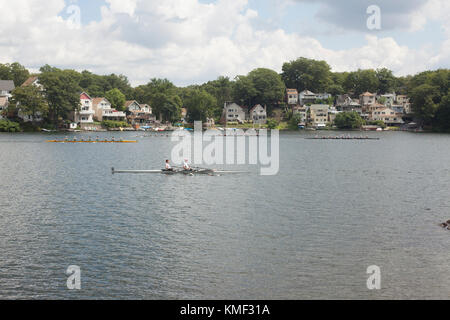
{"left": 250, "top": 104, "right": 265, "bottom": 113}
{"left": 125, "top": 100, "right": 140, "bottom": 108}
{"left": 92, "top": 97, "right": 110, "bottom": 107}
{"left": 360, "top": 92, "right": 375, "bottom": 97}
{"left": 286, "top": 89, "right": 298, "bottom": 94}
{"left": 0, "top": 80, "right": 15, "bottom": 92}
{"left": 300, "top": 90, "right": 316, "bottom": 95}
{"left": 80, "top": 92, "right": 92, "bottom": 100}
{"left": 21, "top": 76, "right": 39, "bottom": 87}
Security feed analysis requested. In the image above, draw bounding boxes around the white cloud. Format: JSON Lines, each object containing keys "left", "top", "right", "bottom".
{"left": 0, "top": 0, "right": 447, "bottom": 87}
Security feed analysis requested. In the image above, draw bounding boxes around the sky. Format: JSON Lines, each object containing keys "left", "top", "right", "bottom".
{"left": 0, "top": 0, "right": 448, "bottom": 86}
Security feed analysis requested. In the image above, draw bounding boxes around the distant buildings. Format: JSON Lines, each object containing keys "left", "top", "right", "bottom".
{"left": 249, "top": 104, "right": 267, "bottom": 125}
{"left": 92, "top": 98, "right": 126, "bottom": 122}
{"left": 126, "top": 100, "right": 155, "bottom": 125}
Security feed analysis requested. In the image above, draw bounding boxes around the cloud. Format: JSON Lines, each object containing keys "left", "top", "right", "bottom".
{"left": 0, "top": 0, "right": 447, "bottom": 87}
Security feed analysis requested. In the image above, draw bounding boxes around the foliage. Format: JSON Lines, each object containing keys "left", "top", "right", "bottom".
{"left": 0, "top": 62, "right": 30, "bottom": 87}
{"left": 266, "top": 118, "right": 279, "bottom": 129}
{"left": 289, "top": 114, "right": 303, "bottom": 130}
{"left": 101, "top": 120, "right": 130, "bottom": 128}
{"left": 334, "top": 111, "right": 364, "bottom": 129}
{"left": 184, "top": 89, "right": 217, "bottom": 123}
{"left": 105, "top": 88, "right": 126, "bottom": 111}
{"left": 281, "top": 57, "right": 332, "bottom": 93}
{"left": 0, "top": 119, "right": 21, "bottom": 132}
{"left": 11, "top": 86, "right": 48, "bottom": 123}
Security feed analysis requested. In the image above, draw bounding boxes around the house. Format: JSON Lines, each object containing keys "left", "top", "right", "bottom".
{"left": 359, "top": 92, "right": 376, "bottom": 106}
{"left": 249, "top": 104, "right": 267, "bottom": 125}
{"left": 0, "top": 96, "right": 8, "bottom": 120}
{"left": 316, "top": 93, "right": 332, "bottom": 101}
{"left": 299, "top": 90, "right": 317, "bottom": 105}
{"left": 364, "top": 103, "right": 387, "bottom": 118}
{"left": 0, "top": 80, "right": 15, "bottom": 98}
{"left": 17, "top": 110, "right": 44, "bottom": 123}
{"left": 74, "top": 92, "right": 94, "bottom": 124}
{"left": 286, "top": 89, "right": 299, "bottom": 105}
{"left": 292, "top": 105, "right": 307, "bottom": 123}
{"left": 126, "top": 100, "right": 155, "bottom": 125}
{"left": 336, "top": 95, "right": 362, "bottom": 112}
{"left": 16, "top": 75, "right": 45, "bottom": 123}
{"left": 372, "top": 108, "right": 404, "bottom": 125}
{"left": 204, "top": 117, "right": 215, "bottom": 128}
{"left": 222, "top": 102, "right": 247, "bottom": 124}
{"left": 309, "top": 104, "right": 329, "bottom": 127}
{"left": 92, "top": 98, "right": 126, "bottom": 122}
{"left": 328, "top": 107, "right": 340, "bottom": 124}
{"left": 379, "top": 93, "right": 396, "bottom": 106}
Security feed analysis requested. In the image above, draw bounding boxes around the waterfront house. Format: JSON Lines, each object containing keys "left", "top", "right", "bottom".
{"left": 249, "top": 104, "right": 267, "bottom": 125}
{"left": 222, "top": 102, "right": 247, "bottom": 124}
{"left": 365, "top": 103, "right": 387, "bottom": 119}
{"left": 126, "top": 101, "right": 155, "bottom": 125}
{"left": 299, "top": 90, "right": 317, "bottom": 105}
{"left": 286, "top": 89, "right": 299, "bottom": 105}
{"left": 359, "top": 92, "right": 376, "bottom": 106}
{"left": 92, "top": 98, "right": 126, "bottom": 122}
{"left": 292, "top": 105, "right": 308, "bottom": 122}
{"left": 0, "top": 80, "right": 15, "bottom": 98}
{"left": 74, "top": 92, "right": 94, "bottom": 124}
{"left": 372, "top": 108, "right": 404, "bottom": 125}
{"left": 309, "top": 104, "right": 329, "bottom": 127}
{"left": 379, "top": 93, "right": 396, "bottom": 107}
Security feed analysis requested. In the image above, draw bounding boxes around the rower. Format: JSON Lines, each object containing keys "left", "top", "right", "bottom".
{"left": 165, "top": 159, "right": 173, "bottom": 171}
{"left": 183, "top": 159, "right": 191, "bottom": 171}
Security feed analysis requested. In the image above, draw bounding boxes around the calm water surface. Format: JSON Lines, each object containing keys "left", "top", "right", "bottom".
{"left": 1, "top": 131, "right": 450, "bottom": 299}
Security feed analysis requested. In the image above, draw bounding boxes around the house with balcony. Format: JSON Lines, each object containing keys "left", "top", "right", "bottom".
{"left": 309, "top": 104, "right": 329, "bottom": 128}
{"left": 74, "top": 92, "right": 94, "bottom": 124}
{"left": 221, "top": 102, "right": 247, "bottom": 124}
{"left": 249, "top": 104, "right": 267, "bottom": 125}
{"left": 286, "top": 89, "right": 299, "bottom": 105}
{"left": 299, "top": 90, "right": 317, "bottom": 105}
{"left": 92, "top": 98, "right": 126, "bottom": 122}
{"left": 372, "top": 108, "right": 404, "bottom": 125}
{"left": 126, "top": 100, "right": 155, "bottom": 125}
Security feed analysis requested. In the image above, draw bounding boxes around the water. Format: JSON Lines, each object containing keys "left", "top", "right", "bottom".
{"left": 1, "top": 131, "right": 450, "bottom": 300}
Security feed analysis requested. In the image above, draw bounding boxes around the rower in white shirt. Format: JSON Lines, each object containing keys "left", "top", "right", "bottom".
{"left": 165, "top": 159, "right": 173, "bottom": 171}
{"left": 183, "top": 159, "right": 191, "bottom": 171}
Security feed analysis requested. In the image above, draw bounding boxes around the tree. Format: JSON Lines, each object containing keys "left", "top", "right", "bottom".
{"left": 376, "top": 68, "right": 395, "bottom": 94}
{"left": 247, "top": 68, "right": 285, "bottom": 109}
{"left": 334, "top": 111, "right": 364, "bottom": 129}
{"left": 152, "top": 93, "right": 182, "bottom": 123}
{"left": 11, "top": 86, "right": 48, "bottom": 124}
{"left": 267, "top": 119, "right": 279, "bottom": 129}
{"left": 105, "top": 88, "right": 126, "bottom": 111}
{"left": 343, "top": 69, "right": 379, "bottom": 96}
{"left": 184, "top": 89, "right": 217, "bottom": 123}
{"left": 0, "top": 62, "right": 30, "bottom": 87}
{"left": 409, "top": 84, "right": 440, "bottom": 125}
{"left": 39, "top": 67, "right": 81, "bottom": 126}
{"left": 282, "top": 57, "right": 332, "bottom": 93}
{"left": 289, "top": 113, "right": 303, "bottom": 130}
{"left": 232, "top": 75, "right": 257, "bottom": 107}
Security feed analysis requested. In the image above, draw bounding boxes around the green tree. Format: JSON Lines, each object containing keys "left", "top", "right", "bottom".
{"left": 410, "top": 84, "right": 440, "bottom": 125}
{"left": 289, "top": 113, "right": 303, "bottom": 130}
{"left": 281, "top": 57, "right": 332, "bottom": 93}
{"left": 334, "top": 111, "right": 364, "bottom": 129}
{"left": 39, "top": 67, "right": 81, "bottom": 126}
{"left": 0, "top": 62, "right": 30, "bottom": 87}
{"left": 184, "top": 89, "right": 217, "bottom": 123}
{"left": 105, "top": 88, "right": 126, "bottom": 111}
{"left": 376, "top": 68, "right": 395, "bottom": 94}
{"left": 11, "top": 86, "right": 48, "bottom": 124}
{"left": 343, "top": 69, "right": 379, "bottom": 96}
{"left": 267, "top": 118, "right": 279, "bottom": 129}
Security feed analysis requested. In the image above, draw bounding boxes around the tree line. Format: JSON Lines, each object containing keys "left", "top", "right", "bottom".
{"left": 0, "top": 58, "right": 448, "bottom": 130}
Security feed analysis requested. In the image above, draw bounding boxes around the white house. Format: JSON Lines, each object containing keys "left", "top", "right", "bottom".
{"left": 0, "top": 80, "right": 15, "bottom": 98}
{"left": 17, "top": 75, "right": 45, "bottom": 122}
{"left": 74, "top": 92, "right": 94, "bottom": 123}
{"left": 299, "top": 90, "right": 317, "bottom": 105}
{"left": 92, "top": 98, "right": 126, "bottom": 122}
{"left": 126, "top": 100, "right": 155, "bottom": 124}
{"left": 222, "top": 102, "right": 247, "bottom": 124}
{"left": 372, "top": 108, "right": 404, "bottom": 125}
{"left": 286, "top": 89, "right": 299, "bottom": 105}
{"left": 249, "top": 104, "right": 267, "bottom": 125}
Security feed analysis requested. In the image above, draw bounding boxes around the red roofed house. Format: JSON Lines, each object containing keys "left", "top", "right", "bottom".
{"left": 74, "top": 92, "right": 95, "bottom": 123}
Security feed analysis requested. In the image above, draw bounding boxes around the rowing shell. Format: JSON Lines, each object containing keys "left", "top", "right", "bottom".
{"left": 47, "top": 140, "right": 138, "bottom": 143}
{"left": 111, "top": 168, "right": 247, "bottom": 175}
